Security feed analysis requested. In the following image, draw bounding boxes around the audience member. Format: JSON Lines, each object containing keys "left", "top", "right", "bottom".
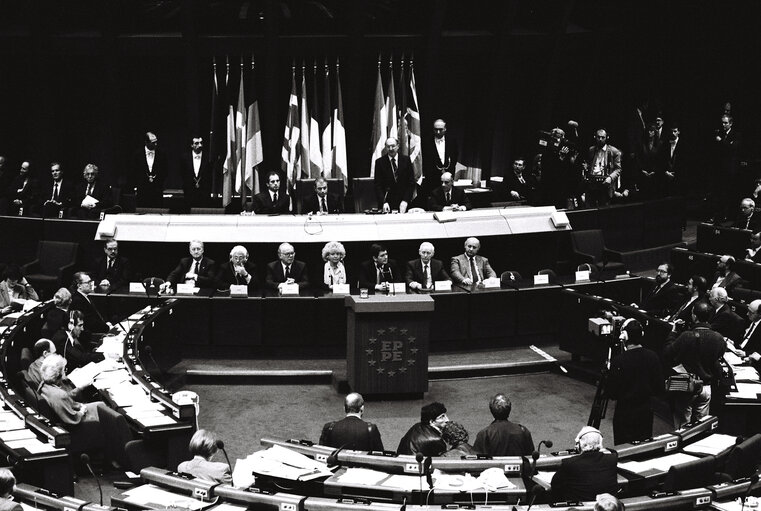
{"left": 606, "top": 319, "right": 662, "bottom": 444}
{"left": 252, "top": 171, "right": 289, "bottom": 214}
{"left": 551, "top": 426, "right": 618, "bottom": 502}
{"left": 737, "top": 300, "right": 761, "bottom": 361}
{"left": 537, "top": 127, "right": 580, "bottom": 208}
{"left": 0, "top": 264, "right": 39, "bottom": 315}
{"left": 4, "top": 161, "right": 40, "bottom": 216}
{"left": 405, "top": 242, "right": 450, "bottom": 292}
{"left": 664, "top": 124, "right": 684, "bottom": 195}
{"left": 635, "top": 123, "right": 665, "bottom": 199}
{"left": 42, "top": 162, "right": 75, "bottom": 218}
{"left": 441, "top": 421, "right": 477, "bottom": 458}
{"left": 712, "top": 114, "right": 741, "bottom": 223}
{"left": 708, "top": 287, "right": 744, "bottom": 342}
{"left": 0, "top": 468, "right": 22, "bottom": 511}
{"left": 0, "top": 156, "right": 12, "bottom": 204}
{"left": 25, "top": 338, "right": 57, "bottom": 389}
{"left": 91, "top": 239, "right": 131, "bottom": 293}
{"left": 594, "top": 493, "right": 623, "bottom": 511}
{"left": 450, "top": 237, "right": 497, "bottom": 287}
{"left": 668, "top": 275, "right": 708, "bottom": 326}
{"left": 375, "top": 137, "right": 414, "bottom": 213}
{"left": 397, "top": 402, "right": 448, "bottom": 456}
{"left": 74, "top": 163, "right": 113, "bottom": 219}
{"left": 733, "top": 198, "right": 761, "bottom": 231}
{"left": 303, "top": 177, "right": 343, "bottom": 214}
{"left": 745, "top": 232, "right": 761, "bottom": 263}
{"left": 41, "top": 288, "right": 71, "bottom": 338}
{"left": 358, "top": 243, "right": 402, "bottom": 293}
{"left": 215, "top": 245, "right": 257, "bottom": 291}
{"left": 70, "top": 272, "right": 111, "bottom": 334}
{"left": 264, "top": 243, "right": 309, "bottom": 292}
{"left": 177, "top": 429, "right": 233, "bottom": 484}
{"left": 506, "top": 158, "right": 538, "bottom": 203}
{"left": 583, "top": 129, "right": 622, "bottom": 207}
{"left": 427, "top": 171, "right": 470, "bottom": 212}
{"left": 319, "top": 392, "right": 384, "bottom": 451}
{"left": 711, "top": 255, "right": 743, "bottom": 296}
{"left": 52, "top": 310, "right": 105, "bottom": 372}
{"left": 181, "top": 136, "right": 212, "bottom": 209}
{"left": 131, "top": 131, "right": 167, "bottom": 208}
{"left": 473, "top": 393, "right": 534, "bottom": 456}
{"left": 639, "top": 263, "right": 682, "bottom": 318}
{"left": 163, "top": 240, "right": 218, "bottom": 291}
{"left": 321, "top": 241, "right": 348, "bottom": 291}
{"left": 664, "top": 301, "right": 726, "bottom": 427}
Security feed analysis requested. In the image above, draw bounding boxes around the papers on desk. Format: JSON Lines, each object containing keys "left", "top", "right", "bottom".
{"left": 92, "top": 368, "right": 131, "bottom": 390}
{"left": 107, "top": 381, "right": 151, "bottom": 407}
{"left": 683, "top": 433, "right": 738, "bottom": 456}
{"left": 0, "top": 429, "right": 37, "bottom": 442}
{"left": 732, "top": 365, "right": 760, "bottom": 382}
{"left": 712, "top": 496, "right": 761, "bottom": 511}
{"left": 336, "top": 468, "right": 390, "bottom": 486}
{"left": 728, "top": 382, "right": 761, "bottom": 400}
{"left": 533, "top": 471, "right": 555, "bottom": 489}
{"left": 337, "top": 467, "right": 513, "bottom": 492}
{"left": 96, "top": 334, "right": 125, "bottom": 357}
{"left": 67, "top": 359, "right": 120, "bottom": 388}
{"left": 5, "top": 437, "right": 59, "bottom": 454}
{"left": 380, "top": 474, "right": 425, "bottom": 491}
{"left": 0, "top": 411, "right": 25, "bottom": 432}
{"left": 249, "top": 445, "right": 333, "bottom": 481}
{"left": 725, "top": 352, "right": 744, "bottom": 366}
{"left": 208, "top": 504, "right": 248, "bottom": 511}
{"left": 618, "top": 452, "right": 699, "bottom": 475}
{"left": 122, "top": 483, "right": 213, "bottom": 509}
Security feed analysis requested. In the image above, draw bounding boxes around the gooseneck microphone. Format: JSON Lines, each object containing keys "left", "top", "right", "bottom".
{"left": 142, "top": 345, "right": 163, "bottom": 376}
{"left": 216, "top": 440, "right": 233, "bottom": 475}
{"left": 526, "top": 485, "right": 545, "bottom": 511}
{"left": 326, "top": 443, "right": 352, "bottom": 467}
{"left": 531, "top": 440, "right": 554, "bottom": 474}
{"left": 423, "top": 456, "right": 433, "bottom": 489}
{"left": 415, "top": 452, "right": 424, "bottom": 495}
{"left": 81, "top": 453, "right": 103, "bottom": 506}
{"left": 742, "top": 473, "right": 760, "bottom": 511}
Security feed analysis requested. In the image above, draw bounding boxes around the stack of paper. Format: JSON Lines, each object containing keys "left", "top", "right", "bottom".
{"left": 683, "top": 434, "right": 738, "bottom": 456}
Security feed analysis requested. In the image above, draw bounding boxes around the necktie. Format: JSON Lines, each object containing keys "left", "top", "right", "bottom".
{"left": 391, "top": 158, "right": 398, "bottom": 180}
{"left": 193, "top": 260, "right": 200, "bottom": 274}
{"left": 87, "top": 184, "right": 93, "bottom": 196}
{"left": 424, "top": 263, "right": 431, "bottom": 289}
{"left": 285, "top": 264, "right": 291, "bottom": 279}
{"left": 321, "top": 198, "right": 327, "bottom": 213}
{"left": 377, "top": 265, "right": 383, "bottom": 285}
{"left": 53, "top": 183, "right": 59, "bottom": 201}
{"left": 445, "top": 192, "right": 451, "bottom": 204}
{"left": 470, "top": 257, "right": 479, "bottom": 283}
{"left": 107, "top": 258, "right": 113, "bottom": 271}
{"left": 273, "top": 192, "right": 278, "bottom": 204}
{"left": 741, "top": 322, "right": 758, "bottom": 349}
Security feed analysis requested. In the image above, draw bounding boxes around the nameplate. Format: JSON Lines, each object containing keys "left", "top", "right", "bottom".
{"left": 575, "top": 270, "right": 590, "bottom": 282}
{"left": 230, "top": 284, "right": 248, "bottom": 297}
{"left": 129, "top": 282, "right": 144, "bottom": 294}
{"left": 434, "top": 280, "right": 452, "bottom": 292}
{"left": 482, "top": 277, "right": 501, "bottom": 288}
{"left": 533, "top": 274, "right": 549, "bottom": 285}
{"left": 391, "top": 283, "right": 407, "bottom": 294}
{"left": 551, "top": 211, "right": 569, "bottom": 228}
{"left": 433, "top": 211, "right": 456, "bottom": 223}
{"left": 280, "top": 283, "right": 299, "bottom": 296}
{"left": 332, "top": 284, "right": 350, "bottom": 295}
{"left": 176, "top": 284, "right": 197, "bottom": 295}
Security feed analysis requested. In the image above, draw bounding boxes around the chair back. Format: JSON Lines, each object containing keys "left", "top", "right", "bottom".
{"left": 295, "top": 179, "right": 316, "bottom": 215}
{"left": 500, "top": 270, "right": 522, "bottom": 285}
{"left": 663, "top": 455, "right": 717, "bottom": 492}
{"left": 352, "top": 177, "right": 377, "bottom": 213}
{"left": 571, "top": 230, "right": 606, "bottom": 262}
{"left": 537, "top": 269, "right": 557, "bottom": 277}
{"left": 37, "top": 241, "right": 78, "bottom": 275}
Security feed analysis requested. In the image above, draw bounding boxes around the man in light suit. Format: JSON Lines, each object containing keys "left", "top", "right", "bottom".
{"left": 178, "top": 430, "right": 232, "bottom": 484}
{"left": 406, "top": 242, "right": 450, "bottom": 292}
{"left": 252, "top": 171, "right": 290, "bottom": 214}
{"left": 450, "top": 237, "right": 497, "bottom": 287}
{"left": 163, "top": 240, "right": 218, "bottom": 290}
{"left": 264, "top": 242, "right": 309, "bottom": 292}
{"left": 374, "top": 137, "right": 415, "bottom": 213}
{"left": 181, "top": 136, "right": 212, "bottom": 210}
{"left": 584, "top": 128, "right": 622, "bottom": 207}
{"left": 319, "top": 392, "right": 384, "bottom": 451}
{"left": 91, "top": 239, "right": 131, "bottom": 293}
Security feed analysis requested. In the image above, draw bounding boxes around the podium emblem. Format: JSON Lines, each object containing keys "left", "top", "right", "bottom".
{"left": 366, "top": 326, "right": 418, "bottom": 378}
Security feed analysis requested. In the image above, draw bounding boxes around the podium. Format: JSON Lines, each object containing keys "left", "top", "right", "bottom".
{"left": 345, "top": 294, "right": 434, "bottom": 395}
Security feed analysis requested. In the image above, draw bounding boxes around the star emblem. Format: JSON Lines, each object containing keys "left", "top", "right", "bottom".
{"left": 369, "top": 338, "right": 377, "bottom": 344}
{"left": 368, "top": 360, "right": 376, "bottom": 366}
{"left": 408, "top": 337, "right": 416, "bottom": 343}
{"left": 410, "top": 348, "right": 418, "bottom": 355}
{"left": 400, "top": 329, "right": 408, "bottom": 335}
{"left": 366, "top": 349, "right": 374, "bottom": 356}
{"left": 388, "top": 326, "right": 397, "bottom": 333}
{"left": 408, "top": 359, "right": 416, "bottom": 366}
{"left": 377, "top": 329, "right": 385, "bottom": 335}
{"left": 388, "top": 370, "right": 395, "bottom": 377}
{"left": 398, "top": 367, "right": 407, "bottom": 373}
{"left": 377, "top": 368, "right": 385, "bottom": 374}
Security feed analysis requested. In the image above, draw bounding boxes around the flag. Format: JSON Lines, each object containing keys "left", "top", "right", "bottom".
{"left": 309, "top": 62, "right": 323, "bottom": 178}
{"left": 298, "top": 64, "right": 310, "bottom": 183}
{"left": 407, "top": 61, "right": 423, "bottom": 185}
{"left": 222, "top": 58, "right": 236, "bottom": 207}
{"left": 398, "top": 57, "right": 409, "bottom": 158}
{"left": 245, "top": 57, "right": 264, "bottom": 198}
{"left": 234, "top": 60, "right": 247, "bottom": 207}
{"left": 321, "top": 60, "right": 333, "bottom": 176}
{"left": 369, "top": 61, "right": 387, "bottom": 177}
{"left": 281, "top": 68, "right": 300, "bottom": 190}
{"left": 385, "top": 59, "right": 398, "bottom": 140}
{"left": 209, "top": 57, "right": 227, "bottom": 197}
{"left": 332, "top": 61, "right": 348, "bottom": 191}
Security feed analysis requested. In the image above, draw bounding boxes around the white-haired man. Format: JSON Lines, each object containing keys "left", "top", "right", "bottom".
{"left": 163, "top": 240, "right": 217, "bottom": 291}
{"left": 405, "top": 242, "right": 450, "bottom": 292}
{"left": 551, "top": 426, "right": 618, "bottom": 501}
{"left": 216, "top": 245, "right": 258, "bottom": 291}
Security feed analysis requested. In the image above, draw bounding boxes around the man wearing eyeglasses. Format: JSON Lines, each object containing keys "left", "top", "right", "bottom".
{"left": 70, "top": 272, "right": 111, "bottom": 334}
{"left": 427, "top": 172, "right": 470, "bottom": 212}
{"left": 638, "top": 263, "right": 682, "bottom": 318}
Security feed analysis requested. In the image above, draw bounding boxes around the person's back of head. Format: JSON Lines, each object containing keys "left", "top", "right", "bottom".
{"left": 488, "top": 393, "right": 512, "bottom": 420}
{"left": 693, "top": 301, "right": 713, "bottom": 323}
{"left": 33, "top": 338, "right": 54, "bottom": 359}
{"left": 594, "top": 493, "right": 623, "bottom": 511}
{"left": 0, "top": 467, "right": 16, "bottom": 498}
{"left": 344, "top": 392, "right": 364, "bottom": 414}
{"left": 441, "top": 421, "right": 469, "bottom": 448}
{"left": 188, "top": 429, "right": 219, "bottom": 460}
{"left": 575, "top": 426, "right": 603, "bottom": 452}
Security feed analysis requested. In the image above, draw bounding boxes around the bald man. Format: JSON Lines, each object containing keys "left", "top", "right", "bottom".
{"left": 405, "top": 242, "right": 450, "bottom": 292}
{"left": 450, "top": 237, "right": 497, "bottom": 287}
{"left": 427, "top": 172, "right": 470, "bottom": 211}
{"left": 265, "top": 243, "right": 309, "bottom": 291}
{"left": 319, "top": 392, "right": 384, "bottom": 451}
{"left": 736, "top": 299, "right": 761, "bottom": 361}
{"left": 374, "top": 137, "right": 415, "bottom": 213}
{"left": 551, "top": 426, "right": 618, "bottom": 502}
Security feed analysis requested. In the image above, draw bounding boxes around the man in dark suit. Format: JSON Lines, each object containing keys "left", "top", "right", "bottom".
{"left": 181, "top": 136, "right": 212, "bottom": 210}
{"left": 374, "top": 137, "right": 415, "bottom": 213}
{"left": 422, "top": 119, "right": 459, "bottom": 199}
{"left": 216, "top": 245, "right": 258, "bottom": 292}
{"left": 74, "top": 163, "right": 113, "bottom": 219}
{"left": 669, "top": 275, "right": 709, "bottom": 327}
{"left": 639, "top": 263, "right": 683, "bottom": 318}
{"left": 664, "top": 125, "right": 685, "bottom": 196}
{"left": 252, "top": 171, "right": 290, "bottom": 214}
{"left": 736, "top": 299, "right": 761, "bottom": 361}
{"left": 732, "top": 198, "right": 761, "bottom": 231}
{"left": 4, "top": 160, "right": 40, "bottom": 216}
{"left": 130, "top": 131, "right": 167, "bottom": 208}
{"left": 358, "top": 243, "right": 402, "bottom": 293}
{"left": 584, "top": 128, "right": 622, "bottom": 207}
{"left": 70, "top": 272, "right": 110, "bottom": 334}
{"left": 473, "top": 393, "right": 534, "bottom": 457}
{"left": 450, "top": 237, "right": 497, "bottom": 287}
{"left": 264, "top": 242, "right": 309, "bottom": 292}
{"left": 42, "top": 162, "right": 76, "bottom": 218}
{"left": 405, "top": 242, "right": 450, "bottom": 292}
{"left": 319, "top": 392, "right": 384, "bottom": 451}
{"left": 163, "top": 240, "right": 218, "bottom": 290}
{"left": 505, "top": 158, "right": 539, "bottom": 204}
{"left": 302, "top": 177, "right": 343, "bottom": 214}
{"left": 91, "top": 239, "right": 131, "bottom": 293}
{"left": 745, "top": 232, "right": 761, "bottom": 263}
{"left": 711, "top": 255, "right": 743, "bottom": 297}
{"left": 51, "top": 309, "right": 105, "bottom": 373}
{"left": 397, "top": 402, "right": 448, "bottom": 456}
{"left": 712, "top": 114, "right": 741, "bottom": 223}
{"left": 551, "top": 426, "right": 618, "bottom": 502}
{"left": 709, "top": 287, "right": 744, "bottom": 342}
{"left": 427, "top": 172, "right": 470, "bottom": 212}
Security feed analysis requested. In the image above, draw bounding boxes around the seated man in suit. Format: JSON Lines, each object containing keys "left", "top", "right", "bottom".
{"left": 551, "top": 426, "right": 618, "bottom": 502}
{"left": 216, "top": 245, "right": 258, "bottom": 292}
{"left": 52, "top": 310, "right": 105, "bottom": 373}
{"left": 427, "top": 171, "right": 470, "bottom": 212}
{"left": 745, "top": 232, "right": 761, "bottom": 263}
{"left": 737, "top": 299, "right": 761, "bottom": 362}
{"left": 374, "top": 137, "right": 415, "bottom": 213}
{"left": 91, "top": 239, "right": 131, "bottom": 293}
{"left": 473, "top": 393, "right": 534, "bottom": 456}
{"left": 162, "top": 240, "right": 218, "bottom": 291}
{"left": 358, "top": 243, "right": 402, "bottom": 294}
{"left": 74, "top": 163, "right": 113, "bottom": 219}
{"left": 638, "top": 263, "right": 683, "bottom": 318}
{"left": 711, "top": 255, "right": 743, "bottom": 296}
{"left": 0, "top": 264, "right": 39, "bottom": 315}
{"left": 42, "top": 162, "right": 76, "bottom": 218}
{"left": 252, "top": 171, "right": 290, "bottom": 214}
{"left": 264, "top": 243, "right": 309, "bottom": 292}
{"left": 450, "top": 237, "right": 497, "bottom": 287}
{"left": 397, "top": 402, "right": 448, "bottom": 456}
{"left": 3, "top": 160, "right": 40, "bottom": 216}
{"left": 26, "top": 338, "right": 57, "bottom": 389}
{"left": 42, "top": 287, "right": 71, "bottom": 338}
{"left": 732, "top": 198, "right": 761, "bottom": 231}
{"left": 178, "top": 429, "right": 232, "bottom": 484}
{"left": 405, "top": 242, "right": 450, "bottom": 292}
{"left": 708, "top": 287, "right": 744, "bottom": 342}
{"left": 70, "top": 272, "right": 111, "bottom": 334}
{"left": 668, "top": 275, "right": 708, "bottom": 327}
{"left": 303, "top": 177, "right": 343, "bottom": 215}
{"left": 319, "top": 392, "right": 384, "bottom": 451}
{"left": 506, "top": 158, "right": 538, "bottom": 203}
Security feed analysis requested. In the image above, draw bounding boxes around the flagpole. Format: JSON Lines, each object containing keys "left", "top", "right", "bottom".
{"left": 210, "top": 57, "right": 218, "bottom": 199}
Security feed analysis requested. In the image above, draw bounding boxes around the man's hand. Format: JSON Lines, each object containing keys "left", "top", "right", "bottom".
{"left": 399, "top": 201, "right": 408, "bottom": 214}
{"left": 375, "top": 282, "right": 389, "bottom": 292}
{"left": 234, "top": 264, "right": 248, "bottom": 277}
{"left": 382, "top": 202, "right": 391, "bottom": 213}
{"left": 99, "top": 279, "right": 110, "bottom": 288}
{"left": 462, "top": 277, "right": 473, "bottom": 286}
{"left": 510, "top": 191, "right": 521, "bottom": 199}
{"left": 184, "top": 271, "right": 197, "bottom": 280}
{"left": 409, "top": 282, "right": 422, "bottom": 291}
{"left": 604, "top": 176, "right": 612, "bottom": 184}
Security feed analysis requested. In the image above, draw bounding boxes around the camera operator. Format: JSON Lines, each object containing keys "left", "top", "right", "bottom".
{"left": 536, "top": 126, "right": 581, "bottom": 209}
{"left": 582, "top": 129, "right": 622, "bottom": 208}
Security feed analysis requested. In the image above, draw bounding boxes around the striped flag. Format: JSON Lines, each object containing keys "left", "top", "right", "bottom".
{"left": 298, "top": 64, "right": 311, "bottom": 183}
{"left": 398, "top": 57, "right": 409, "bottom": 158}
{"left": 281, "top": 68, "right": 300, "bottom": 190}
{"left": 309, "top": 62, "right": 323, "bottom": 178}
{"left": 369, "top": 61, "right": 387, "bottom": 178}
{"left": 385, "top": 59, "right": 398, "bottom": 140}
{"left": 321, "top": 60, "right": 333, "bottom": 176}
{"left": 407, "top": 61, "right": 423, "bottom": 185}
{"left": 234, "top": 61, "right": 247, "bottom": 205}
{"left": 222, "top": 58, "right": 236, "bottom": 207}
{"left": 332, "top": 61, "right": 348, "bottom": 191}
{"left": 244, "top": 57, "right": 263, "bottom": 198}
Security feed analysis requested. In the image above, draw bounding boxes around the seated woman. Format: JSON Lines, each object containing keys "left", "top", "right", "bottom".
{"left": 0, "top": 264, "right": 39, "bottom": 315}
{"left": 0, "top": 468, "right": 22, "bottom": 511}
{"left": 321, "top": 241, "right": 348, "bottom": 291}
{"left": 38, "top": 354, "right": 131, "bottom": 469}
{"left": 441, "top": 421, "right": 477, "bottom": 458}
{"left": 178, "top": 429, "right": 232, "bottom": 484}
{"left": 41, "top": 287, "right": 71, "bottom": 338}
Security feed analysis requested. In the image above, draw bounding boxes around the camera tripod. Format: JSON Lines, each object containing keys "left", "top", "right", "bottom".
{"left": 588, "top": 335, "right": 626, "bottom": 428}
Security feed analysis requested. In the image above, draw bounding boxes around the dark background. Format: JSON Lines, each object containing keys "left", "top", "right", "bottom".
{"left": 0, "top": 0, "right": 759, "bottom": 194}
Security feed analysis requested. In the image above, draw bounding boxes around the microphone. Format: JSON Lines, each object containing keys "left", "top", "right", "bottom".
{"left": 424, "top": 456, "right": 433, "bottom": 489}
{"left": 216, "top": 440, "right": 233, "bottom": 475}
{"left": 81, "top": 453, "right": 103, "bottom": 506}
{"left": 526, "top": 485, "right": 545, "bottom": 511}
{"left": 742, "top": 473, "right": 759, "bottom": 511}
{"left": 142, "top": 345, "right": 163, "bottom": 376}
{"left": 415, "top": 452, "right": 424, "bottom": 495}
{"left": 326, "top": 443, "right": 352, "bottom": 467}
{"left": 531, "top": 440, "right": 553, "bottom": 474}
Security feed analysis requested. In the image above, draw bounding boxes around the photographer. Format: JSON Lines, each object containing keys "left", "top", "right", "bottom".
{"left": 536, "top": 127, "right": 581, "bottom": 208}
{"left": 583, "top": 129, "right": 622, "bottom": 208}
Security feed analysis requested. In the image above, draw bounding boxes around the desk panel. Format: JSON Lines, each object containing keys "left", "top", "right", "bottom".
{"left": 262, "top": 297, "right": 317, "bottom": 347}
{"left": 211, "top": 297, "right": 263, "bottom": 346}
{"left": 467, "top": 288, "right": 518, "bottom": 345}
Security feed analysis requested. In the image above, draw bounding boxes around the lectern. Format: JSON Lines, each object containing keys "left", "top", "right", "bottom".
{"left": 345, "top": 294, "right": 434, "bottom": 395}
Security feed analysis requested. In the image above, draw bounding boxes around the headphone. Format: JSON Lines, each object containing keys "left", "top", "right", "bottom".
{"left": 575, "top": 427, "right": 602, "bottom": 452}
{"left": 619, "top": 318, "right": 642, "bottom": 343}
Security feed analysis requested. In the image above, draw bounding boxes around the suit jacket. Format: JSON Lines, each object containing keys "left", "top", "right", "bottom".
{"left": 739, "top": 319, "right": 761, "bottom": 356}
{"left": 450, "top": 254, "right": 497, "bottom": 286}
{"left": 640, "top": 280, "right": 683, "bottom": 318}
{"left": 0, "top": 280, "right": 39, "bottom": 309}
{"left": 733, "top": 213, "right": 761, "bottom": 232}
{"left": 319, "top": 415, "right": 384, "bottom": 451}
{"left": 551, "top": 450, "right": 618, "bottom": 502}
{"left": 666, "top": 137, "right": 687, "bottom": 176}
{"left": 178, "top": 456, "right": 232, "bottom": 484}
{"left": 91, "top": 255, "right": 131, "bottom": 292}
{"left": 505, "top": 172, "right": 539, "bottom": 202}
{"left": 396, "top": 423, "right": 446, "bottom": 456}
{"left": 427, "top": 186, "right": 470, "bottom": 211}
{"left": 671, "top": 295, "right": 707, "bottom": 325}
{"left": 746, "top": 248, "right": 761, "bottom": 264}
{"left": 41, "top": 306, "right": 69, "bottom": 338}
{"left": 358, "top": 260, "right": 403, "bottom": 291}
{"left": 473, "top": 419, "right": 534, "bottom": 457}
{"left": 374, "top": 154, "right": 415, "bottom": 209}
{"left": 130, "top": 147, "right": 168, "bottom": 207}
{"left": 302, "top": 193, "right": 343, "bottom": 214}
{"left": 405, "top": 258, "right": 450, "bottom": 289}
{"left": 167, "top": 256, "right": 217, "bottom": 288}
{"left": 586, "top": 144, "right": 623, "bottom": 194}
{"left": 252, "top": 190, "right": 290, "bottom": 215}
{"left": 74, "top": 180, "right": 113, "bottom": 210}
{"left": 711, "top": 304, "right": 745, "bottom": 342}
{"left": 423, "top": 136, "right": 459, "bottom": 194}
{"left": 712, "top": 271, "right": 743, "bottom": 296}
{"left": 264, "top": 260, "right": 309, "bottom": 290}
{"left": 5, "top": 175, "right": 40, "bottom": 211}
{"left": 52, "top": 329, "right": 105, "bottom": 373}
{"left": 216, "top": 261, "right": 258, "bottom": 291}
{"left": 180, "top": 151, "right": 212, "bottom": 208}
{"left": 43, "top": 179, "right": 77, "bottom": 210}
{"left": 71, "top": 291, "right": 110, "bottom": 333}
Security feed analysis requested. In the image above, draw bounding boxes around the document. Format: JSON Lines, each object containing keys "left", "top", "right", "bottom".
{"left": 619, "top": 452, "right": 698, "bottom": 474}
{"left": 683, "top": 433, "right": 738, "bottom": 456}
{"left": 728, "top": 382, "right": 761, "bottom": 400}
{"left": 249, "top": 445, "right": 333, "bottom": 481}
{"left": 380, "top": 474, "right": 425, "bottom": 491}
{"left": 0, "top": 429, "right": 37, "bottom": 442}
{"left": 335, "top": 467, "right": 390, "bottom": 486}
{"left": 122, "top": 483, "right": 212, "bottom": 509}
{"left": 5, "top": 438, "right": 59, "bottom": 454}
{"left": 136, "top": 415, "right": 176, "bottom": 427}
{"left": 0, "top": 412, "right": 25, "bottom": 432}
